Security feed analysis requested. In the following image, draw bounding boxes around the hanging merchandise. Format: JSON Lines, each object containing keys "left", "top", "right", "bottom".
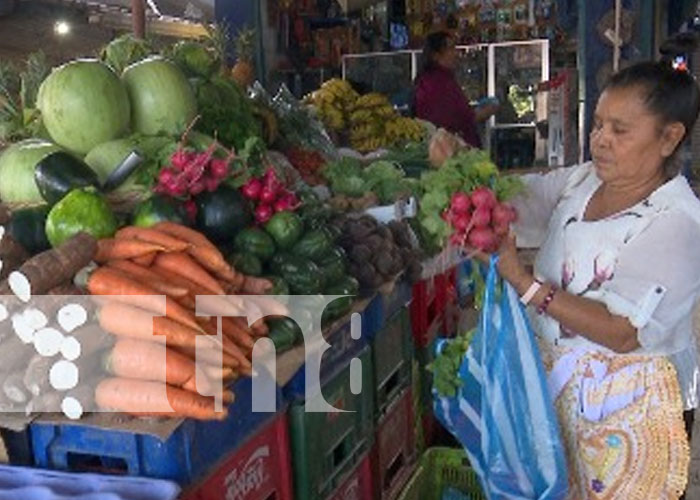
{"left": 432, "top": 257, "right": 569, "bottom": 499}
{"left": 390, "top": 23, "right": 410, "bottom": 49}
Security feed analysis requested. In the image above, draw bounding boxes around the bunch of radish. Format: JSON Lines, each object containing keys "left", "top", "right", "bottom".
{"left": 443, "top": 186, "right": 517, "bottom": 253}
{"left": 240, "top": 167, "right": 300, "bottom": 224}
{"left": 155, "top": 143, "right": 231, "bottom": 200}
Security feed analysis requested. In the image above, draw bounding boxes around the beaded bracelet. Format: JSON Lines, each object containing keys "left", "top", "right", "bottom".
{"left": 536, "top": 285, "right": 558, "bottom": 316}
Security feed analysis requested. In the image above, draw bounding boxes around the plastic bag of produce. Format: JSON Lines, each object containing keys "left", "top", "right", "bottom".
{"left": 433, "top": 256, "right": 568, "bottom": 500}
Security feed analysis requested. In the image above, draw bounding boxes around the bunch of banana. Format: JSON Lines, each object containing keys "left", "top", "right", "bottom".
{"left": 385, "top": 117, "right": 425, "bottom": 143}
{"left": 310, "top": 79, "right": 359, "bottom": 131}
{"left": 349, "top": 93, "right": 399, "bottom": 152}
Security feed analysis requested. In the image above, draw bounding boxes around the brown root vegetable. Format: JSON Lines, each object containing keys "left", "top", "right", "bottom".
{"left": 374, "top": 253, "right": 396, "bottom": 277}
{"left": 0, "top": 228, "right": 29, "bottom": 280}
{"left": 0, "top": 205, "right": 10, "bottom": 225}
{"left": 23, "top": 354, "right": 57, "bottom": 396}
{"left": 349, "top": 245, "right": 372, "bottom": 264}
{"left": 7, "top": 232, "right": 97, "bottom": 302}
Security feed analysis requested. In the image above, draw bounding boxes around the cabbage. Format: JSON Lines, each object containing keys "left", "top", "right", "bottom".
{"left": 122, "top": 57, "right": 197, "bottom": 137}
{"left": 100, "top": 34, "right": 154, "bottom": 75}
{"left": 170, "top": 41, "right": 219, "bottom": 78}
{"left": 37, "top": 60, "right": 131, "bottom": 155}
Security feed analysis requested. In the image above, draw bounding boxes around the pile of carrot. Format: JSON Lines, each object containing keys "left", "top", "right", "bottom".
{"left": 83, "top": 222, "right": 276, "bottom": 421}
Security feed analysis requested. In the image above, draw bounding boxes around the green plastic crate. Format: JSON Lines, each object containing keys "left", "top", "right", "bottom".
{"left": 289, "top": 346, "right": 374, "bottom": 500}
{"left": 372, "top": 307, "right": 414, "bottom": 417}
{"left": 398, "top": 448, "right": 485, "bottom": 500}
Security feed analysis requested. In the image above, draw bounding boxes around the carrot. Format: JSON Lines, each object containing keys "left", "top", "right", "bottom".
{"left": 153, "top": 222, "right": 216, "bottom": 250}
{"left": 233, "top": 316, "right": 268, "bottom": 337}
{"left": 201, "top": 317, "right": 254, "bottom": 367}
{"left": 87, "top": 267, "right": 203, "bottom": 332}
{"left": 173, "top": 345, "right": 240, "bottom": 370}
{"left": 95, "top": 378, "right": 228, "bottom": 421}
{"left": 94, "top": 238, "right": 165, "bottom": 263}
{"left": 105, "top": 339, "right": 213, "bottom": 395}
{"left": 187, "top": 245, "right": 236, "bottom": 280}
{"left": 154, "top": 252, "right": 225, "bottom": 295}
{"left": 221, "top": 317, "right": 255, "bottom": 349}
{"left": 7, "top": 232, "right": 97, "bottom": 301}
{"left": 98, "top": 301, "right": 215, "bottom": 351}
{"left": 241, "top": 276, "right": 275, "bottom": 295}
{"left": 106, "top": 260, "right": 189, "bottom": 298}
{"left": 132, "top": 253, "right": 157, "bottom": 267}
{"left": 150, "top": 265, "right": 244, "bottom": 317}
{"left": 115, "top": 226, "right": 190, "bottom": 252}
{"left": 201, "top": 365, "right": 235, "bottom": 381}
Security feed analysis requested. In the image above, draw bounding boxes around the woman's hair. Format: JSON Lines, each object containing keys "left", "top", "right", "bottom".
{"left": 421, "top": 31, "right": 452, "bottom": 74}
{"left": 603, "top": 61, "right": 700, "bottom": 176}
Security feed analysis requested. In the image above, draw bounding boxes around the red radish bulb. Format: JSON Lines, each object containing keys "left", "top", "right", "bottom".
{"left": 209, "top": 159, "right": 229, "bottom": 179}
{"left": 450, "top": 233, "right": 466, "bottom": 247}
{"left": 255, "top": 204, "right": 274, "bottom": 224}
{"left": 450, "top": 192, "right": 472, "bottom": 214}
{"left": 158, "top": 168, "right": 176, "bottom": 186}
{"left": 441, "top": 209, "right": 453, "bottom": 222}
{"left": 259, "top": 185, "right": 279, "bottom": 205}
{"left": 184, "top": 199, "right": 197, "bottom": 221}
{"left": 241, "top": 178, "right": 263, "bottom": 200}
{"left": 452, "top": 213, "right": 471, "bottom": 232}
{"left": 470, "top": 187, "right": 497, "bottom": 210}
{"left": 170, "top": 150, "right": 189, "bottom": 171}
{"left": 189, "top": 179, "right": 206, "bottom": 196}
{"left": 468, "top": 227, "right": 498, "bottom": 252}
{"left": 492, "top": 203, "right": 517, "bottom": 226}
{"left": 204, "top": 176, "right": 219, "bottom": 192}
{"left": 472, "top": 207, "right": 491, "bottom": 228}
{"left": 274, "top": 193, "right": 300, "bottom": 212}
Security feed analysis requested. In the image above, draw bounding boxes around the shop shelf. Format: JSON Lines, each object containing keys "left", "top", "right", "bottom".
{"left": 289, "top": 346, "right": 374, "bottom": 500}
{"left": 30, "top": 372, "right": 284, "bottom": 487}
{"left": 371, "top": 387, "right": 417, "bottom": 500}
{"left": 181, "top": 411, "right": 293, "bottom": 500}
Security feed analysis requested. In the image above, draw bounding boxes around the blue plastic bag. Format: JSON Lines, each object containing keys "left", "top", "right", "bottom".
{"left": 433, "top": 257, "right": 568, "bottom": 500}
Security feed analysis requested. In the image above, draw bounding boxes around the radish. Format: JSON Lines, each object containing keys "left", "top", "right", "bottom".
{"left": 452, "top": 213, "right": 471, "bottom": 232}
{"left": 450, "top": 192, "right": 472, "bottom": 214}
{"left": 492, "top": 203, "right": 517, "bottom": 226}
{"left": 259, "top": 185, "right": 278, "bottom": 205}
{"left": 241, "top": 178, "right": 263, "bottom": 200}
{"left": 441, "top": 209, "right": 453, "bottom": 222}
{"left": 209, "top": 158, "right": 229, "bottom": 179}
{"left": 450, "top": 232, "right": 467, "bottom": 247}
{"left": 493, "top": 223, "right": 509, "bottom": 237}
{"left": 255, "top": 204, "right": 274, "bottom": 224}
{"left": 184, "top": 199, "right": 197, "bottom": 221}
{"left": 203, "top": 176, "right": 219, "bottom": 192}
{"left": 170, "top": 150, "right": 189, "bottom": 171}
{"left": 470, "top": 187, "right": 497, "bottom": 210}
{"left": 158, "top": 168, "right": 176, "bottom": 186}
{"left": 274, "top": 193, "right": 300, "bottom": 213}
{"left": 468, "top": 227, "right": 498, "bottom": 252}
{"left": 471, "top": 207, "right": 491, "bottom": 228}
{"left": 189, "top": 179, "right": 206, "bottom": 196}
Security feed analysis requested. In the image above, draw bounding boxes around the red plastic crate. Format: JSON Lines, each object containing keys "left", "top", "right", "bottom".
{"left": 182, "top": 411, "right": 293, "bottom": 500}
{"left": 325, "top": 453, "right": 373, "bottom": 500}
{"left": 410, "top": 267, "right": 458, "bottom": 347}
{"left": 371, "top": 388, "right": 417, "bottom": 500}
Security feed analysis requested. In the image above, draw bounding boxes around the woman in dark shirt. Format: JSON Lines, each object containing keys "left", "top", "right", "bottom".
{"left": 414, "top": 31, "right": 497, "bottom": 148}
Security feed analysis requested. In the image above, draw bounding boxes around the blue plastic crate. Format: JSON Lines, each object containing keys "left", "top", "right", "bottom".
{"left": 362, "top": 294, "right": 383, "bottom": 339}
{"left": 283, "top": 316, "right": 368, "bottom": 401}
{"left": 0, "top": 464, "right": 179, "bottom": 500}
{"left": 378, "top": 279, "right": 413, "bottom": 329}
{"left": 30, "top": 371, "right": 284, "bottom": 486}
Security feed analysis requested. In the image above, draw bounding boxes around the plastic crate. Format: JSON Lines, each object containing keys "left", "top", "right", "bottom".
{"left": 410, "top": 268, "right": 458, "bottom": 348}
{"left": 325, "top": 452, "right": 373, "bottom": 500}
{"left": 371, "top": 307, "right": 413, "bottom": 417}
{"left": 378, "top": 279, "right": 413, "bottom": 326}
{"left": 0, "top": 464, "right": 179, "bottom": 500}
{"left": 283, "top": 315, "right": 368, "bottom": 401}
{"left": 182, "top": 411, "right": 293, "bottom": 500}
{"left": 0, "top": 428, "right": 33, "bottom": 466}
{"left": 397, "top": 448, "right": 484, "bottom": 500}
{"left": 289, "top": 346, "right": 374, "bottom": 500}
{"left": 362, "top": 294, "right": 383, "bottom": 339}
{"left": 371, "top": 387, "right": 416, "bottom": 500}
{"left": 30, "top": 372, "right": 284, "bottom": 486}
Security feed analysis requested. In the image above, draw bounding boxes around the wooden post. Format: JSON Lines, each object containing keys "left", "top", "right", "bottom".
{"left": 613, "top": 0, "right": 621, "bottom": 72}
{"left": 132, "top": 0, "right": 145, "bottom": 39}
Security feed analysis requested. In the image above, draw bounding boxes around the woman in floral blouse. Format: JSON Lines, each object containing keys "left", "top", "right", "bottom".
{"left": 481, "top": 61, "right": 700, "bottom": 498}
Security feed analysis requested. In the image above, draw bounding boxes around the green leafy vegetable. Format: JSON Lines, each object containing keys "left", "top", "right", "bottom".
{"left": 429, "top": 327, "right": 476, "bottom": 398}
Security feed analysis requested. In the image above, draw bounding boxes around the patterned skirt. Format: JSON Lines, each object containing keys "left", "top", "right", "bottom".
{"left": 542, "top": 345, "right": 689, "bottom": 500}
